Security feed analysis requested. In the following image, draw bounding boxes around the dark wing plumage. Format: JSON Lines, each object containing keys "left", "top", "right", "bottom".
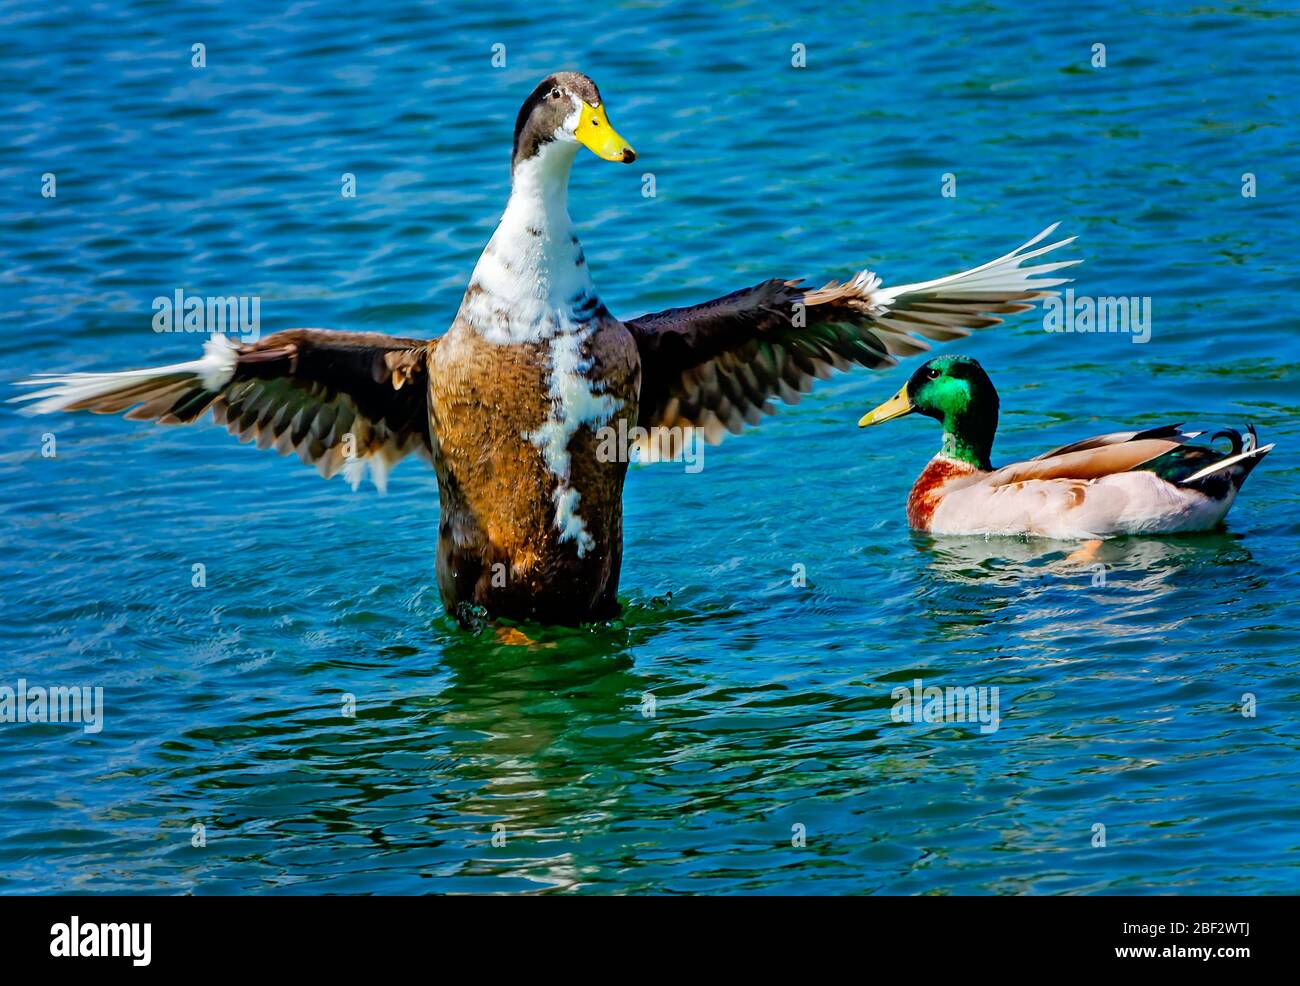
{"left": 625, "top": 225, "right": 1079, "bottom": 444}
{"left": 15, "top": 330, "right": 434, "bottom": 490}
{"left": 626, "top": 278, "right": 890, "bottom": 443}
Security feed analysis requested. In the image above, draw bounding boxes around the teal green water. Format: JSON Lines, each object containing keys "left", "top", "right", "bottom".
{"left": 2, "top": 1, "right": 1299, "bottom": 894}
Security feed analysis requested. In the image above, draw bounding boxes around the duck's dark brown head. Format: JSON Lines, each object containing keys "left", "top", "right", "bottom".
{"left": 511, "top": 72, "right": 636, "bottom": 171}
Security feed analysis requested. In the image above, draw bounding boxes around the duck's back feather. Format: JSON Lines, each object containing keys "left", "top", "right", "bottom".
{"left": 984, "top": 437, "right": 1184, "bottom": 487}
{"left": 1030, "top": 422, "right": 1199, "bottom": 461}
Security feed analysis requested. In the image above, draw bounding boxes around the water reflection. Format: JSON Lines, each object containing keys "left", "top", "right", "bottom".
{"left": 905, "top": 530, "right": 1258, "bottom": 653}
{"left": 912, "top": 530, "right": 1255, "bottom": 589}
{"left": 423, "top": 607, "right": 687, "bottom": 890}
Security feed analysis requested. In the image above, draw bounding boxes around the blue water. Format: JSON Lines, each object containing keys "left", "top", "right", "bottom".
{"left": 2, "top": 0, "right": 1298, "bottom": 894}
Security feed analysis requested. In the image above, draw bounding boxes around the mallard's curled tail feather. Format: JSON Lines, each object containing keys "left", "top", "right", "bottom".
{"left": 1177, "top": 425, "right": 1274, "bottom": 492}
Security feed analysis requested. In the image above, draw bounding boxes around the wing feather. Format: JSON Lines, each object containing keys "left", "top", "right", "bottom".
{"left": 627, "top": 226, "right": 1080, "bottom": 444}
{"left": 13, "top": 330, "right": 435, "bottom": 491}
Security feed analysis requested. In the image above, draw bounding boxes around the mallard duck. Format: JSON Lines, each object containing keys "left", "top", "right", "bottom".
{"left": 857, "top": 355, "right": 1272, "bottom": 537}
{"left": 14, "top": 72, "right": 1079, "bottom": 624}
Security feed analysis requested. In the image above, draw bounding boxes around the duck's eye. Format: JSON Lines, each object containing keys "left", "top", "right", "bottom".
{"left": 549, "top": 88, "right": 561, "bottom": 100}
{"left": 926, "top": 368, "right": 940, "bottom": 379}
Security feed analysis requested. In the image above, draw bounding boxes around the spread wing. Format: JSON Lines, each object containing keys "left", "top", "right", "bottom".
{"left": 626, "top": 224, "right": 1079, "bottom": 445}
{"left": 13, "top": 330, "right": 433, "bottom": 491}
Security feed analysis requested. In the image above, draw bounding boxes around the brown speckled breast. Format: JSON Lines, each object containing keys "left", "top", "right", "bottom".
{"left": 427, "top": 312, "right": 640, "bottom": 624}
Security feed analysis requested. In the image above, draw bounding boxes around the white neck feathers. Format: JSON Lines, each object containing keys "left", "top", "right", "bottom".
{"left": 462, "top": 140, "right": 599, "bottom": 345}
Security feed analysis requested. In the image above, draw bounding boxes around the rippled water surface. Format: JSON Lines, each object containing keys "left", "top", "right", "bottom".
{"left": 2, "top": 0, "right": 1299, "bottom": 894}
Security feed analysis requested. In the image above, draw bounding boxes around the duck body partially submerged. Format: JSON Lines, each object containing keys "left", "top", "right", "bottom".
{"left": 860, "top": 356, "right": 1272, "bottom": 540}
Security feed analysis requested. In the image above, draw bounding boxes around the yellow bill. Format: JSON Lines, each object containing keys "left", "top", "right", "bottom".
{"left": 858, "top": 385, "right": 915, "bottom": 427}
{"left": 575, "top": 102, "right": 636, "bottom": 163}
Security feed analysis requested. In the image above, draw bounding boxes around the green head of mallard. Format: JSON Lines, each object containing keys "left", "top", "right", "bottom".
{"left": 858, "top": 355, "right": 1000, "bottom": 470}
{"left": 511, "top": 72, "right": 636, "bottom": 171}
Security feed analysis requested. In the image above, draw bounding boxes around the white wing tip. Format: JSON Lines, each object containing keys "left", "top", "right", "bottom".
{"left": 871, "top": 223, "right": 1083, "bottom": 306}
{"left": 11, "top": 335, "right": 242, "bottom": 415}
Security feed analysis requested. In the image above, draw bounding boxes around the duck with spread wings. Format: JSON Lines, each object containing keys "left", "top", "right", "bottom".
{"left": 15, "top": 72, "right": 1079, "bottom": 624}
